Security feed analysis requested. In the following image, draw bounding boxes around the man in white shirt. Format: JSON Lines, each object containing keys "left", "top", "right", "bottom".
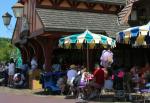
{"left": 8, "top": 58, "right": 15, "bottom": 87}
{"left": 31, "top": 57, "right": 38, "bottom": 70}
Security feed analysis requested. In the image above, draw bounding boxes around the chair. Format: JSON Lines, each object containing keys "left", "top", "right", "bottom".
{"left": 141, "top": 89, "right": 150, "bottom": 103}
{"left": 76, "top": 85, "right": 88, "bottom": 103}
{"left": 66, "top": 85, "right": 75, "bottom": 96}
{"left": 113, "top": 90, "right": 126, "bottom": 102}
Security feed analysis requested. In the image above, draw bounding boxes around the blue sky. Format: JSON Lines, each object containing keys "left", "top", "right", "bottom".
{"left": 0, "top": 0, "right": 18, "bottom": 38}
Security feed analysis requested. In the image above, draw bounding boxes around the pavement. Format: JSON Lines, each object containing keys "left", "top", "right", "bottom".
{"left": 0, "top": 87, "right": 133, "bottom": 103}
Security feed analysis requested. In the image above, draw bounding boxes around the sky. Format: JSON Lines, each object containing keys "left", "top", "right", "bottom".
{"left": 0, "top": 0, "right": 18, "bottom": 38}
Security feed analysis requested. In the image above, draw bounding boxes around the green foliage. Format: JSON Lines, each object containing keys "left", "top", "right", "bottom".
{"left": 0, "top": 38, "right": 17, "bottom": 62}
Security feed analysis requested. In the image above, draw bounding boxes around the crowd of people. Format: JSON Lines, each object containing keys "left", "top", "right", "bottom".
{"left": 48, "top": 47, "right": 115, "bottom": 100}
{"left": 0, "top": 56, "right": 39, "bottom": 88}
{"left": 50, "top": 47, "right": 150, "bottom": 101}
{"left": 0, "top": 46, "right": 150, "bottom": 102}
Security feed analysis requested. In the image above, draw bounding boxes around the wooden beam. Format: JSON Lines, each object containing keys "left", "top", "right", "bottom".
{"left": 72, "top": 1, "right": 80, "bottom": 8}
{"left": 39, "top": 0, "right": 43, "bottom": 4}
{"left": 89, "top": 3, "right": 96, "bottom": 9}
{"left": 67, "top": 0, "right": 74, "bottom": 7}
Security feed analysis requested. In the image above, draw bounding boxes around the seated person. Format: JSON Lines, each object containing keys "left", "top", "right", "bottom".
{"left": 52, "top": 63, "right": 61, "bottom": 72}
{"left": 90, "top": 64, "right": 105, "bottom": 88}
{"left": 57, "top": 75, "right": 67, "bottom": 94}
{"left": 88, "top": 64, "right": 105, "bottom": 99}
{"left": 79, "top": 67, "right": 89, "bottom": 86}
{"left": 67, "top": 64, "right": 77, "bottom": 86}
{"left": 66, "top": 64, "right": 77, "bottom": 96}
{"left": 13, "top": 73, "right": 25, "bottom": 88}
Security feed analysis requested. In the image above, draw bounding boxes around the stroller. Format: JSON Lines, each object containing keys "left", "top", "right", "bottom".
{"left": 40, "top": 72, "right": 63, "bottom": 94}
{"left": 13, "top": 73, "right": 26, "bottom": 88}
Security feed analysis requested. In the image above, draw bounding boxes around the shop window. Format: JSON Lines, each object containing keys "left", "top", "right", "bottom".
{"left": 137, "top": 8, "right": 148, "bottom": 25}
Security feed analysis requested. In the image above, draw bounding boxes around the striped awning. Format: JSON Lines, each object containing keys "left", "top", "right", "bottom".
{"left": 117, "top": 22, "right": 150, "bottom": 46}
{"left": 59, "top": 30, "right": 116, "bottom": 49}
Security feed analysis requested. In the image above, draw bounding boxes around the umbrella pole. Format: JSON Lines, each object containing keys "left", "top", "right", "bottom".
{"left": 87, "top": 44, "right": 89, "bottom": 71}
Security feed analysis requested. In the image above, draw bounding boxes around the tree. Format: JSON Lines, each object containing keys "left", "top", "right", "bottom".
{"left": 0, "top": 38, "right": 18, "bottom": 63}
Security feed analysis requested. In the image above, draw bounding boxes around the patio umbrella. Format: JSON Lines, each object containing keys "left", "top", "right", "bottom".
{"left": 117, "top": 22, "right": 150, "bottom": 46}
{"left": 59, "top": 29, "right": 116, "bottom": 70}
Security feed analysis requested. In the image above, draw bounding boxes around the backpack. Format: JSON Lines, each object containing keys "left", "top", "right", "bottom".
{"left": 73, "top": 74, "right": 82, "bottom": 87}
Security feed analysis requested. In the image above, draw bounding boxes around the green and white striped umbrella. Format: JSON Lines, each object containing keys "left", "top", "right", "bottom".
{"left": 59, "top": 30, "right": 116, "bottom": 70}
{"left": 59, "top": 30, "right": 116, "bottom": 49}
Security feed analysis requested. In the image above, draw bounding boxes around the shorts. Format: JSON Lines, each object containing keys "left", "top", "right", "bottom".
{"left": 67, "top": 79, "right": 74, "bottom": 86}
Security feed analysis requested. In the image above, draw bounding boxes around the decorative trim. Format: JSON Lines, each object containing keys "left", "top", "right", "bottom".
{"left": 36, "top": 0, "right": 119, "bottom": 14}
{"left": 36, "top": 5, "right": 117, "bottom": 14}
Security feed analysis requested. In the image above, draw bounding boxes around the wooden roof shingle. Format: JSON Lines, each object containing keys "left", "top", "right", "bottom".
{"left": 37, "top": 8, "right": 129, "bottom": 37}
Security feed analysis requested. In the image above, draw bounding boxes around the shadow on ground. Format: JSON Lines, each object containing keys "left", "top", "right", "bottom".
{"left": 64, "top": 94, "right": 144, "bottom": 103}
{"left": 32, "top": 90, "right": 144, "bottom": 103}
{"left": 33, "top": 90, "right": 61, "bottom": 96}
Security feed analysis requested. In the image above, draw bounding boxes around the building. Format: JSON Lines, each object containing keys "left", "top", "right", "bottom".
{"left": 116, "top": 0, "right": 150, "bottom": 67}
{"left": 118, "top": 0, "right": 150, "bottom": 26}
{"left": 12, "top": 0, "right": 129, "bottom": 71}
{"left": 129, "top": 0, "right": 150, "bottom": 26}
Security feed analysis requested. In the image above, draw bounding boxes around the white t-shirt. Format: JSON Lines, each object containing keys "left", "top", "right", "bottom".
{"left": 8, "top": 63, "right": 15, "bottom": 75}
{"left": 31, "top": 59, "right": 38, "bottom": 70}
{"left": 100, "top": 50, "right": 113, "bottom": 68}
{"left": 5, "top": 65, "right": 9, "bottom": 70}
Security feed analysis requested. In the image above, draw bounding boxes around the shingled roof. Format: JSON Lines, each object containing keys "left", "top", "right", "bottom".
{"left": 71, "top": 0, "right": 126, "bottom": 5}
{"left": 37, "top": 8, "right": 129, "bottom": 37}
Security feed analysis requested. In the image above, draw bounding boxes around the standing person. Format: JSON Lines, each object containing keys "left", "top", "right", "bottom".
{"left": 31, "top": 56, "right": 38, "bottom": 71}
{"left": 8, "top": 58, "right": 15, "bottom": 87}
{"left": 4, "top": 61, "right": 9, "bottom": 86}
{"left": 100, "top": 46, "right": 113, "bottom": 68}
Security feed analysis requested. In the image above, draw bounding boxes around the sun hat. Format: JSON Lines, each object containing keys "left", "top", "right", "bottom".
{"left": 70, "top": 64, "right": 76, "bottom": 69}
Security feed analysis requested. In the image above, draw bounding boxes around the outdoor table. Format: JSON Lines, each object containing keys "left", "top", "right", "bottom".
{"left": 141, "top": 89, "right": 150, "bottom": 93}
{"left": 140, "top": 89, "right": 150, "bottom": 103}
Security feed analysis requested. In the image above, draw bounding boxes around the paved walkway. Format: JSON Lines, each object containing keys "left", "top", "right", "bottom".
{"left": 0, "top": 87, "right": 133, "bottom": 103}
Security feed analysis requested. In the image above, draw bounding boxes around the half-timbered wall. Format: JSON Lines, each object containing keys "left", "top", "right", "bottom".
{"left": 24, "top": 0, "right": 43, "bottom": 33}
{"left": 36, "top": 0, "right": 122, "bottom": 14}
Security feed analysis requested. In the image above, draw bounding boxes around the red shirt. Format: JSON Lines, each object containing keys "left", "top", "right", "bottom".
{"left": 93, "top": 68, "right": 104, "bottom": 85}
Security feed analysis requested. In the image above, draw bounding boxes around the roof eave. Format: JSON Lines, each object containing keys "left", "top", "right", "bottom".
{"left": 71, "top": 0, "right": 126, "bottom": 5}
{"left": 44, "top": 27, "right": 105, "bottom": 33}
